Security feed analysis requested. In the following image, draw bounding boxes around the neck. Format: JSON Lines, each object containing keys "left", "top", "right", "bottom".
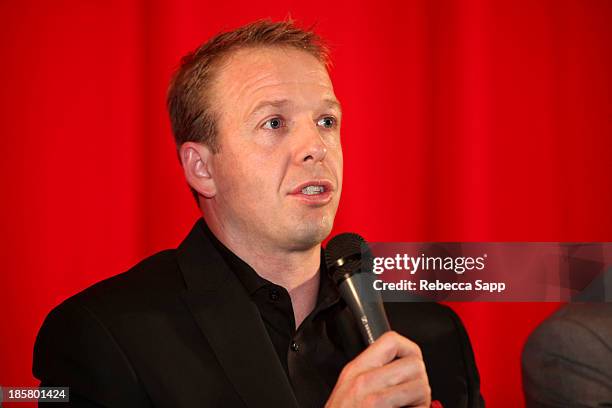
{"left": 204, "top": 214, "right": 322, "bottom": 328}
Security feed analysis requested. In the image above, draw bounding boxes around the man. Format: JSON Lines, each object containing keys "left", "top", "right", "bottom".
{"left": 34, "top": 20, "right": 483, "bottom": 407}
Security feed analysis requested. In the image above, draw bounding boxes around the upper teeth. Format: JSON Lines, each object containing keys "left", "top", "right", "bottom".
{"left": 302, "top": 185, "right": 325, "bottom": 195}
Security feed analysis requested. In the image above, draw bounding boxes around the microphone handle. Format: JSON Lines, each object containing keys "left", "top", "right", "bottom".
{"left": 339, "top": 273, "right": 391, "bottom": 345}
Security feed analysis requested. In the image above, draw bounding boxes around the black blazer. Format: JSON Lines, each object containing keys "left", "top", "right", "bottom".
{"left": 34, "top": 219, "right": 484, "bottom": 407}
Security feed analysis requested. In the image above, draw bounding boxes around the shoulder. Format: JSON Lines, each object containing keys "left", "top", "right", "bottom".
{"left": 552, "top": 302, "right": 612, "bottom": 334}
{"left": 35, "top": 248, "right": 186, "bottom": 360}
{"left": 524, "top": 303, "right": 612, "bottom": 362}
{"left": 522, "top": 303, "right": 612, "bottom": 406}
{"left": 33, "top": 249, "right": 188, "bottom": 404}
{"left": 36, "top": 246, "right": 185, "bottom": 330}
{"left": 64, "top": 249, "right": 185, "bottom": 318}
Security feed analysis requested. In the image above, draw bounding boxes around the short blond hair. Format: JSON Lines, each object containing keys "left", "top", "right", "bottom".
{"left": 167, "top": 19, "right": 330, "bottom": 154}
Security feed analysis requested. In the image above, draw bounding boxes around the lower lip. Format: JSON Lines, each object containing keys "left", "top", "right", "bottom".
{"left": 289, "top": 190, "right": 333, "bottom": 205}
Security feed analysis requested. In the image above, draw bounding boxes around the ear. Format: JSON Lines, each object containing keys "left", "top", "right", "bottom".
{"left": 179, "top": 142, "right": 217, "bottom": 199}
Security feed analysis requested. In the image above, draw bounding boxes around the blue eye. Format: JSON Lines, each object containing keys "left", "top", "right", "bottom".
{"left": 317, "top": 116, "right": 336, "bottom": 129}
{"left": 262, "top": 117, "right": 284, "bottom": 130}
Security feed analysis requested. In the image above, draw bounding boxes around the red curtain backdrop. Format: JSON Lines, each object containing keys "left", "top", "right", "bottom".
{"left": 1, "top": 1, "right": 610, "bottom": 406}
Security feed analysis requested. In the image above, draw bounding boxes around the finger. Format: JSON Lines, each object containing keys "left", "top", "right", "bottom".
{"left": 363, "top": 377, "right": 431, "bottom": 408}
{"left": 357, "top": 354, "right": 427, "bottom": 395}
{"left": 346, "top": 331, "right": 423, "bottom": 375}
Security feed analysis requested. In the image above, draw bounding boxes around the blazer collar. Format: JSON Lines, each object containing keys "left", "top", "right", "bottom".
{"left": 177, "top": 218, "right": 299, "bottom": 408}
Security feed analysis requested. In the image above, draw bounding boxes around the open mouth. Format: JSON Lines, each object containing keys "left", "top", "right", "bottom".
{"left": 290, "top": 180, "right": 333, "bottom": 205}
{"left": 301, "top": 185, "right": 326, "bottom": 195}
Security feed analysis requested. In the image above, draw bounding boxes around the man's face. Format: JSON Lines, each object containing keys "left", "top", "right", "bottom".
{"left": 208, "top": 46, "right": 343, "bottom": 252}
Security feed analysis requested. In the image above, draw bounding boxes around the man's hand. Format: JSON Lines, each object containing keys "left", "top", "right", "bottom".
{"left": 325, "top": 331, "right": 431, "bottom": 408}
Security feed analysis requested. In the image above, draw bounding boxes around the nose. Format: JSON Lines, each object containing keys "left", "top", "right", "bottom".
{"left": 298, "top": 123, "right": 327, "bottom": 163}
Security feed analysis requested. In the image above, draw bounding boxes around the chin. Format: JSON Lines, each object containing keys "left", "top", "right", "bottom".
{"left": 287, "top": 215, "right": 334, "bottom": 250}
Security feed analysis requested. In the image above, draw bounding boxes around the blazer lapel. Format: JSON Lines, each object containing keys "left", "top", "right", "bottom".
{"left": 177, "top": 219, "right": 299, "bottom": 408}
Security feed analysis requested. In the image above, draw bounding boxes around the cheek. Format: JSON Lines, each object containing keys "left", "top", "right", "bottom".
{"left": 329, "top": 148, "right": 343, "bottom": 196}
{"left": 328, "top": 145, "right": 343, "bottom": 174}
{"left": 214, "top": 150, "right": 247, "bottom": 196}
{"left": 215, "top": 149, "right": 283, "bottom": 200}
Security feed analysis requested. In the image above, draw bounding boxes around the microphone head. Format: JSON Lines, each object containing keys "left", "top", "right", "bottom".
{"left": 325, "top": 233, "right": 390, "bottom": 343}
{"left": 325, "top": 232, "right": 372, "bottom": 284}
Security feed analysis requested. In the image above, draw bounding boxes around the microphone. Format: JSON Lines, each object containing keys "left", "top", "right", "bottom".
{"left": 325, "top": 233, "right": 391, "bottom": 345}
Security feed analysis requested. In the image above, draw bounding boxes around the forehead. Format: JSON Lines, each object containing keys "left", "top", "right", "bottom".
{"left": 211, "top": 46, "right": 335, "bottom": 113}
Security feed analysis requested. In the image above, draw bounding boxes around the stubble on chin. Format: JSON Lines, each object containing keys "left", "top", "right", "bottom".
{"left": 288, "top": 214, "right": 334, "bottom": 250}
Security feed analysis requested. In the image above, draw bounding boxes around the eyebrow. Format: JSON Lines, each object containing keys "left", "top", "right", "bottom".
{"left": 323, "top": 98, "right": 343, "bottom": 116}
{"left": 247, "top": 98, "right": 343, "bottom": 120}
{"left": 247, "top": 99, "right": 290, "bottom": 120}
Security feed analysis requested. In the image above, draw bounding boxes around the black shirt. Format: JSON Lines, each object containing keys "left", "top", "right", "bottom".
{"left": 204, "top": 223, "right": 361, "bottom": 407}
